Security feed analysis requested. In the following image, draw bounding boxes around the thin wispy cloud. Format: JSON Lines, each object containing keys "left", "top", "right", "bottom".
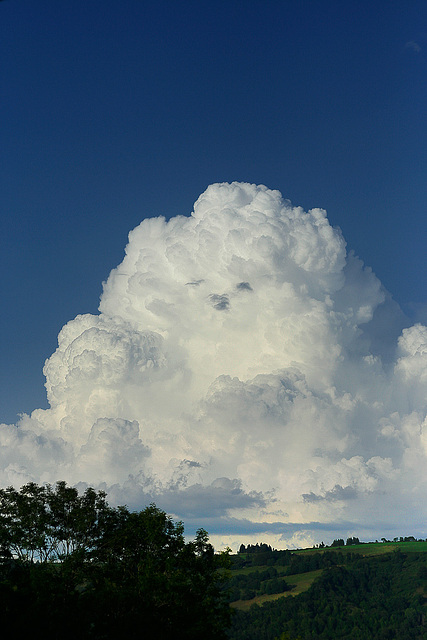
{"left": 405, "top": 40, "right": 422, "bottom": 53}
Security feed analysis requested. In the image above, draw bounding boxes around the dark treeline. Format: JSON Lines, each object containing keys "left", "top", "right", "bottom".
{"left": 232, "top": 548, "right": 293, "bottom": 570}
{"left": 231, "top": 546, "right": 356, "bottom": 578}
{"left": 239, "top": 543, "right": 274, "bottom": 553}
{"left": 0, "top": 482, "right": 231, "bottom": 639}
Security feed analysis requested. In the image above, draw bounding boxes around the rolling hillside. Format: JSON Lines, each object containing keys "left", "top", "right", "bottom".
{"left": 225, "top": 540, "right": 427, "bottom": 639}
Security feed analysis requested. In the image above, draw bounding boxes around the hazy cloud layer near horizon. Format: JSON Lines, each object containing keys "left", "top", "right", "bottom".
{"left": 2, "top": 182, "right": 426, "bottom": 549}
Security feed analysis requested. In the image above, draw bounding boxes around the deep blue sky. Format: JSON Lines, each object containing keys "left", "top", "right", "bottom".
{"left": 1, "top": 0, "right": 426, "bottom": 424}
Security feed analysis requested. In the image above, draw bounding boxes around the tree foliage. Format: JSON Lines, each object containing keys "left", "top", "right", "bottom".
{"left": 0, "top": 482, "right": 231, "bottom": 639}
{"left": 0, "top": 481, "right": 109, "bottom": 562}
{"left": 330, "top": 538, "right": 345, "bottom": 547}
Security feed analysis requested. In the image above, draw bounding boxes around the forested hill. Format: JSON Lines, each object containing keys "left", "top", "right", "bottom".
{"left": 226, "top": 540, "right": 427, "bottom": 640}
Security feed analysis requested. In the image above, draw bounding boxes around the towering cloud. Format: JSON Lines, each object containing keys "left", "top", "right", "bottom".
{"left": 1, "top": 182, "right": 426, "bottom": 548}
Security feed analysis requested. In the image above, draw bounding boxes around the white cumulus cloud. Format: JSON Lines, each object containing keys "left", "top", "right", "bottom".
{"left": 2, "top": 182, "right": 426, "bottom": 549}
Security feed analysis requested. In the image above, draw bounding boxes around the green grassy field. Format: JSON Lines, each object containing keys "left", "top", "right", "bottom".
{"left": 295, "top": 539, "right": 427, "bottom": 556}
{"left": 230, "top": 569, "right": 324, "bottom": 611}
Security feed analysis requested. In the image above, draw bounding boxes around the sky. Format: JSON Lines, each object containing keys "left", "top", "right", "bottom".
{"left": 1, "top": 0, "right": 427, "bottom": 549}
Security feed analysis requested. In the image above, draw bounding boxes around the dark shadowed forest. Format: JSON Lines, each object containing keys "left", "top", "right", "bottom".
{"left": 0, "top": 482, "right": 230, "bottom": 639}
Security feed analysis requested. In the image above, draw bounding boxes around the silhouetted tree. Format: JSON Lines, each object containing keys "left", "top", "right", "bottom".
{"left": 0, "top": 482, "right": 231, "bottom": 639}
